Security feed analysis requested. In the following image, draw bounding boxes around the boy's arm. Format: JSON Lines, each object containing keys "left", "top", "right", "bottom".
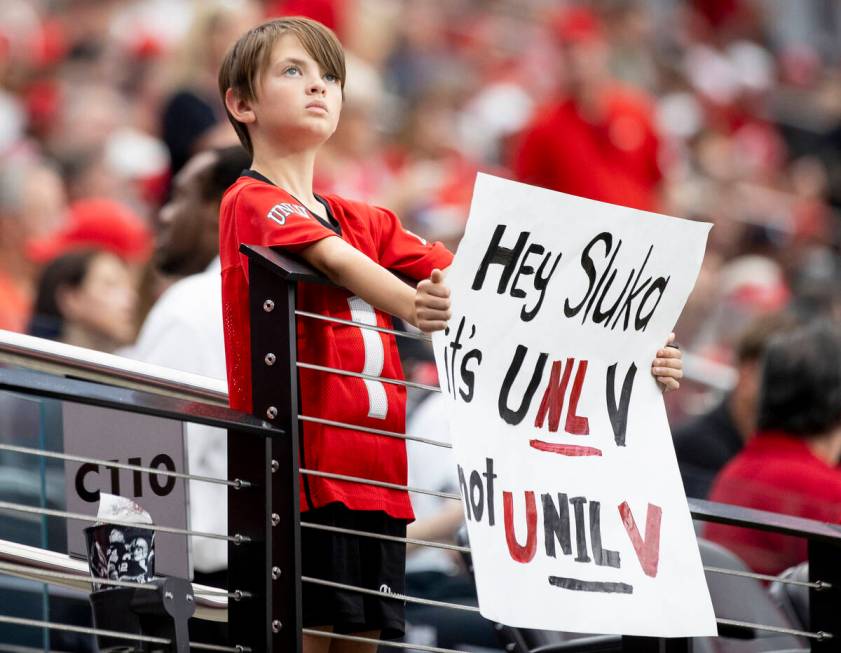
{"left": 300, "top": 236, "right": 451, "bottom": 332}
{"left": 303, "top": 230, "right": 681, "bottom": 387}
{"left": 374, "top": 205, "right": 454, "bottom": 280}
{"left": 305, "top": 233, "right": 677, "bottom": 384}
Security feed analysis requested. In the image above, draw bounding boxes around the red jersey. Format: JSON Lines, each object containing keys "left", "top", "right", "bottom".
{"left": 219, "top": 171, "right": 453, "bottom": 519}
{"left": 512, "top": 85, "right": 662, "bottom": 212}
{"left": 704, "top": 432, "right": 841, "bottom": 575}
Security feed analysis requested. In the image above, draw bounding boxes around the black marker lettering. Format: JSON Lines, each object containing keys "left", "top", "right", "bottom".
{"left": 590, "top": 501, "right": 621, "bottom": 568}
{"left": 565, "top": 232, "right": 611, "bottom": 318}
{"left": 606, "top": 362, "right": 637, "bottom": 447}
{"left": 583, "top": 238, "right": 621, "bottom": 324}
{"left": 457, "top": 465, "right": 471, "bottom": 521}
{"left": 524, "top": 251, "right": 562, "bottom": 322}
{"left": 498, "top": 345, "right": 548, "bottom": 425}
{"left": 542, "top": 492, "right": 571, "bottom": 558}
{"left": 569, "top": 496, "right": 591, "bottom": 563}
{"left": 511, "top": 243, "right": 543, "bottom": 299}
{"left": 635, "top": 276, "right": 670, "bottom": 332}
{"left": 469, "top": 470, "right": 485, "bottom": 521}
{"left": 472, "top": 225, "right": 529, "bottom": 294}
{"left": 483, "top": 458, "right": 497, "bottom": 526}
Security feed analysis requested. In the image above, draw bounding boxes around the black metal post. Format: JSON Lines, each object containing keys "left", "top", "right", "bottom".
{"left": 227, "top": 426, "right": 273, "bottom": 651}
{"left": 88, "top": 577, "right": 195, "bottom": 652}
{"left": 808, "top": 540, "right": 841, "bottom": 652}
{"left": 246, "top": 259, "right": 303, "bottom": 653}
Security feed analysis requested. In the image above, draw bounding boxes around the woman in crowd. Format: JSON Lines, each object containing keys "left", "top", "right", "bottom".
{"left": 27, "top": 249, "right": 137, "bottom": 353}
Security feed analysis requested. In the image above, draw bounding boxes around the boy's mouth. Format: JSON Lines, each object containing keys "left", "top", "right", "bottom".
{"left": 306, "top": 101, "right": 328, "bottom": 113}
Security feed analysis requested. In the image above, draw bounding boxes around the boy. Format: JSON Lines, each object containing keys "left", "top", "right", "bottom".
{"left": 217, "top": 17, "right": 684, "bottom": 651}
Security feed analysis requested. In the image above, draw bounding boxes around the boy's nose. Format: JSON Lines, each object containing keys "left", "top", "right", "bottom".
{"left": 308, "top": 77, "right": 326, "bottom": 95}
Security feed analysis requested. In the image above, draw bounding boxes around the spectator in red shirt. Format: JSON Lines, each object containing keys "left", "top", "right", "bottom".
{"left": 673, "top": 311, "right": 799, "bottom": 499}
{"left": 705, "top": 320, "right": 841, "bottom": 576}
{"left": 510, "top": 7, "right": 662, "bottom": 212}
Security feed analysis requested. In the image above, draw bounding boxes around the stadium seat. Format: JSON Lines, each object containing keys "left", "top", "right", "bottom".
{"left": 768, "top": 563, "right": 809, "bottom": 632}
{"left": 675, "top": 539, "right": 805, "bottom": 653}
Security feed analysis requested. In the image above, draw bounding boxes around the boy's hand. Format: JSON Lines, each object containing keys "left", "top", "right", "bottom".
{"left": 414, "top": 269, "right": 451, "bottom": 332}
{"left": 652, "top": 333, "right": 683, "bottom": 393}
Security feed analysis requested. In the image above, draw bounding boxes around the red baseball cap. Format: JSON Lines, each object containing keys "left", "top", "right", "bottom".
{"left": 551, "top": 6, "right": 604, "bottom": 44}
{"left": 26, "top": 198, "right": 153, "bottom": 263}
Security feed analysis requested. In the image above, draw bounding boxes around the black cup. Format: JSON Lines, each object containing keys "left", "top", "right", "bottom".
{"left": 84, "top": 524, "right": 156, "bottom": 591}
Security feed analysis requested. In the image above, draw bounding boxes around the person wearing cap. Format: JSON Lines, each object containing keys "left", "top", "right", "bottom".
{"left": 510, "top": 6, "right": 662, "bottom": 213}
{"left": 24, "top": 198, "right": 152, "bottom": 352}
{"left": 26, "top": 197, "right": 153, "bottom": 265}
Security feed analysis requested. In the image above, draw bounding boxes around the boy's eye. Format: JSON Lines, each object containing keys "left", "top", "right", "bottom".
{"left": 284, "top": 66, "right": 302, "bottom": 76}
{"left": 323, "top": 73, "right": 339, "bottom": 83}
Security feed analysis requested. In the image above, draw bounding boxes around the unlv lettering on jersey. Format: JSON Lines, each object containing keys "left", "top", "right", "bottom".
{"left": 266, "top": 202, "right": 309, "bottom": 225}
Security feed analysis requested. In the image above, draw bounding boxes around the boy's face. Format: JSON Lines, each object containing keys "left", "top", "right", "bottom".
{"left": 244, "top": 34, "right": 342, "bottom": 151}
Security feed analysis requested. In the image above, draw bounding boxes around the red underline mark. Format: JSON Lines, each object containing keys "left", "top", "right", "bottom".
{"left": 529, "top": 440, "right": 603, "bottom": 457}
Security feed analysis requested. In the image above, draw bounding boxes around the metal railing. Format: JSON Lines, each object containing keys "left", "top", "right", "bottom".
{"left": 0, "top": 357, "right": 278, "bottom": 651}
{"left": 240, "top": 245, "right": 841, "bottom": 653}
{"left": 0, "top": 246, "right": 837, "bottom": 653}
{"left": 0, "top": 329, "right": 227, "bottom": 405}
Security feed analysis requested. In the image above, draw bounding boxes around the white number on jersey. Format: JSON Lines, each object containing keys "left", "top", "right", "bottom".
{"left": 347, "top": 297, "right": 388, "bottom": 420}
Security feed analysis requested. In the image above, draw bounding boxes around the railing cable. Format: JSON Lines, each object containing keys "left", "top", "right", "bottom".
{"left": 0, "top": 329, "right": 228, "bottom": 405}
{"left": 303, "top": 628, "right": 463, "bottom": 653}
{"left": 0, "top": 614, "right": 169, "bottom": 646}
{"left": 705, "top": 565, "right": 831, "bottom": 590}
{"left": 0, "top": 501, "right": 249, "bottom": 544}
{"left": 300, "top": 522, "right": 469, "bottom": 553}
{"left": 299, "top": 414, "right": 451, "bottom": 448}
{"left": 0, "top": 561, "right": 156, "bottom": 592}
{"left": 0, "top": 443, "right": 250, "bottom": 489}
{"left": 302, "top": 575, "right": 479, "bottom": 613}
{"left": 192, "top": 643, "right": 252, "bottom": 652}
{"left": 295, "top": 310, "right": 432, "bottom": 342}
{"left": 297, "top": 362, "right": 441, "bottom": 393}
{"left": 299, "top": 520, "right": 839, "bottom": 596}
{"left": 300, "top": 468, "right": 460, "bottom": 501}
{"left": 0, "top": 560, "right": 246, "bottom": 598}
{"left": 0, "top": 614, "right": 252, "bottom": 651}
{"left": 715, "top": 617, "right": 831, "bottom": 641}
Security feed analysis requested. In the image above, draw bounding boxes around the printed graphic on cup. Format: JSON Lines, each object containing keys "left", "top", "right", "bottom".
{"left": 85, "top": 494, "right": 156, "bottom": 591}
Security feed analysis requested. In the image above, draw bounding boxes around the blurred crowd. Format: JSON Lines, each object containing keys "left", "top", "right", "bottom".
{"left": 2, "top": 0, "right": 841, "bottom": 636}
{"left": 1, "top": 0, "right": 840, "bottom": 379}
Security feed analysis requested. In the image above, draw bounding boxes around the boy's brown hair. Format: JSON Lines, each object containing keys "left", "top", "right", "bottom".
{"left": 218, "top": 17, "right": 346, "bottom": 156}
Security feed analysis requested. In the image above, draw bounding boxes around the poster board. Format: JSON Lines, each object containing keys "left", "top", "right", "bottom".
{"left": 432, "top": 173, "right": 716, "bottom": 636}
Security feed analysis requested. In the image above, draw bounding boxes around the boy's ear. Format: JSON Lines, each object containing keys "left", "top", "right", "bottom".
{"left": 225, "top": 88, "right": 256, "bottom": 124}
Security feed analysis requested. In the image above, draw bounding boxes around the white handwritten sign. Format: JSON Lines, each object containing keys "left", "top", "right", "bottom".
{"left": 432, "top": 174, "right": 716, "bottom": 636}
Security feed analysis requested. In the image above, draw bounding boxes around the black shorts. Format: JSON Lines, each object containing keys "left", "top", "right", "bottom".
{"left": 300, "top": 503, "right": 408, "bottom": 639}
